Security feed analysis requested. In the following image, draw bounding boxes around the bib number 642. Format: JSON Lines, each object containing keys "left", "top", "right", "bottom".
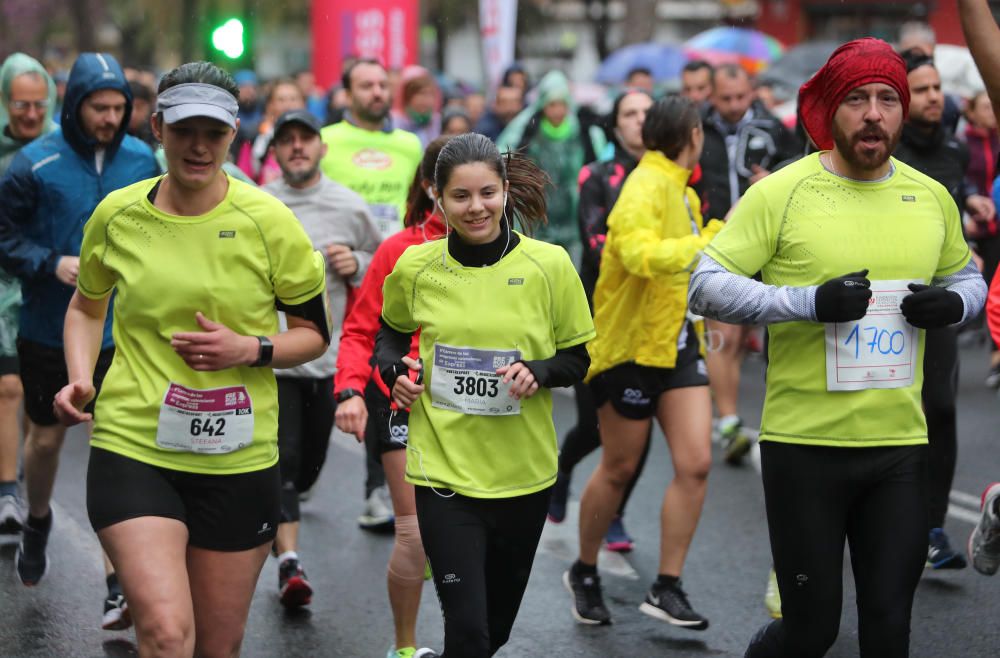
{"left": 190, "top": 417, "right": 227, "bottom": 437}
{"left": 453, "top": 376, "right": 500, "bottom": 398}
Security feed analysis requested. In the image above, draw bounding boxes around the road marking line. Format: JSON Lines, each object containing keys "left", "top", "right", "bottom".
{"left": 538, "top": 501, "right": 640, "bottom": 581}
{"left": 950, "top": 490, "right": 982, "bottom": 509}
{"left": 948, "top": 504, "right": 982, "bottom": 525}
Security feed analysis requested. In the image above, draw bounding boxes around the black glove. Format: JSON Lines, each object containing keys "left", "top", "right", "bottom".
{"left": 900, "top": 283, "right": 964, "bottom": 328}
{"left": 815, "top": 269, "right": 872, "bottom": 322}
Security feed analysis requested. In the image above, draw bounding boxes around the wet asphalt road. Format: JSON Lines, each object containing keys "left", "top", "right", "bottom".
{"left": 1, "top": 340, "right": 999, "bottom": 657}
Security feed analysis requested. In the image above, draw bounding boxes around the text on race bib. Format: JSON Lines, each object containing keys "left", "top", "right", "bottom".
{"left": 156, "top": 383, "right": 254, "bottom": 454}
{"left": 430, "top": 344, "right": 522, "bottom": 416}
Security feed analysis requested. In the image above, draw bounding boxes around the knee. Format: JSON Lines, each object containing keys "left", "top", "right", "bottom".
{"left": 388, "top": 515, "right": 426, "bottom": 585}
{"left": 0, "top": 375, "right": 22, "bottom": 406}
{"left": 137, "top": 613, "right": 194, "bottom": 657}
{"left": 25, "top": 428, "right": 63, "bottom": 457}
{"left": 600, "top": 454, "right": 639, "bottom": 489}
{"left": 675, "top": 453, "right": 712, "bottom": 484}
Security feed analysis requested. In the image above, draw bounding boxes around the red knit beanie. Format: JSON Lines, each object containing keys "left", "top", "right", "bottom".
{"left": 798, "top": 38, "right": 910, "bottom": 150}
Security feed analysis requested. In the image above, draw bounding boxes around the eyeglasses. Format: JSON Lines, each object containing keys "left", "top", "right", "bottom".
{"left": 9, "top": 100, "right": 49, "bottom": 111}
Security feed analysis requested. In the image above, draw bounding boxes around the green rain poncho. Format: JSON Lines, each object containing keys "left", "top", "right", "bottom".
{"left": 0, "top": 53, "right": 56, "bottom": 359}
{"left": 497, "top": 71, "right": 605, "bottom": 262}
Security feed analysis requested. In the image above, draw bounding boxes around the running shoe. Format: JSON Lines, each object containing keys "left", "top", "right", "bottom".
{"left": 764, "top": 568, "right": 782, "bottom": 619}
{"left": 604, "top": 516, "right": 634, "bottom": 553}
{"left": 985, "top": 364, "right": 1000, "bottom": 390}
{"left": 720, "top": 416, "right": 752, "bottom": 465}
{"left": 0, "top": 493, "right": 23, "bottom": 536}
{"left": 15, "top": 514, "right": 51, "bottom": 586}
{"left": 968, "top": 482, "right": 1000, "bottom": 576}
{"left": 638, "top": 579, "right": 709, "bottom": 630}
{"left": 278, "top": 557, "right": 313, "bottom": 608}
{"left": 358, "top": 484, "right": 395, "bottom": 531}
{"left": 547, "top": 470, "right": 571, "bottom": 523}
{"left": 563, "top": 568, "right": 612, "bottom": 625}
{"left": 927, "top": 527, "right": 967, "bottom": 570}
{"left": 101, "top": 593, "right": 132, "bottom": 631}
{"left": 386, "top": 648, "right": 440, "bottom": 658}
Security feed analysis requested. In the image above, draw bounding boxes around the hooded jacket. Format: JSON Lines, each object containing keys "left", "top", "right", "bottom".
{"left": 0, "top": 52, "right": 159, "bottom": 349}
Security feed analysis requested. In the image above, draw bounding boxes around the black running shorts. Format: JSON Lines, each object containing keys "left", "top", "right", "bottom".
{"left": 17, "top": 338, "right": 114, "bottom": 426}
{"left": 365, "top": 378, "right": 409, "bottom": 458}
{"left": 590, "top": 325, "right": 708, "bottom": 420}
{"left": 87, "top": 447, "right": 280, "bottom": 552}
{"left": 0, "top": 355, "right": 17, "bottom": 377}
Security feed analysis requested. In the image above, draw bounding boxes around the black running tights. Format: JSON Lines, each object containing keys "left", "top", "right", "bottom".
{"left": 277, "top": 376, "right": 335, "bottom": 522}
{"left": 557, "top": 381, "right": 649, "bottom": 516}
{"left": 922, "top": 327, "right": 959, "bottom": 529}
{"left": 745, "top": 442, "right": 928, "bottom": 658}
{"left": 416, "top": 486, "right": 550, "bottom": 658}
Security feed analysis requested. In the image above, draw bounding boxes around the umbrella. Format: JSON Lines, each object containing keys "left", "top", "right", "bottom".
{"left": 684, "top": 27, "right": 784, "bottom": 75}
{"left": 595, "top": 42, "right": 688, "bottom": 84}
{"left": 934, "top": 44, "right": 985, "bottom": 98}
{"left": 757, "top": 41, "right": 840, "bottom": 102}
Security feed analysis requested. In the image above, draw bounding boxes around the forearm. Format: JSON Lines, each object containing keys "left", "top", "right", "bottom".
{"left": 63, "top": 292, "right": 109, "bottom": 382}
{"left": 520, "top": 343, "right": 590, "bottom": 388}
{"left": 267, "top": 324, "right": 327, "bottom": 369}
{"left": 375, "top": 319, "right": 414, "bottom": 384}
{"left": 935, "top": 259, "right": 988, "bottom": 324}
{"left": 688, "top": 253, "right": 816, "bottom": 324}
{"left": 959, "top": 0, "right": 1000, "bottom": 122}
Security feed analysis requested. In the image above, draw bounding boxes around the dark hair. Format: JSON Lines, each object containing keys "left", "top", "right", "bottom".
{"left": 713, "top": 63, "right": 748, "bottom": 84}
{"left": 341, "top": 58, "right": 383, "bottom": 92}
{"left": 128, "top": 80, "right": 155, "bottom": 103}
{"left": 642, "top": 95, "right": 701, "bottom": 159}
{"left": 158, "top": 61, "right": 238, "bottom": 100}
{"left": 606, "top": 88, "right": 654, "bottom": 148}
{"left": 441, "top": 107, "right": 472, "bottom": 133}
{"left": 626, "top": 66, "right": 653, "bottom": 80}
{"left": 264, "top": 77, "right": 305, "bottom": 107}
{"left": 433, "top": 133, "right": 549, "bottom": 236}
{"left": 899, "top": 47, "right": 935, "bottom": 74}
{"left": 403, "top": 135, "right": 452, "bottom": 227}
{"left": 683, "top": 60, "right": 714, "bottom": 76}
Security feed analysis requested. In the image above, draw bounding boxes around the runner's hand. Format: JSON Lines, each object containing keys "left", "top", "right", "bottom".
{"left": 390, "top": 356, "right": 424, "bottom": 408}
{"left": 55, "top": 256, "right": 80, "bottom": 286}
{"left": 815, "top": 269, "right": 872, "bottom": 322}
{"left": 497, "top": 361, "right": 539, "bottom": 400}
{"left": 170, "top": 312, "right": 259, "bottom": 371}
{"left": 900, "top": 283, "right": 964, "bottom": 328}
{"left": 326, "top": 244, "right": 359, "bottom": 278}
{"left": 335, "top": 395, "right": 368, "bottom": 442}
{"left": 53, "top": 379, "right": 96, "bottom": 426}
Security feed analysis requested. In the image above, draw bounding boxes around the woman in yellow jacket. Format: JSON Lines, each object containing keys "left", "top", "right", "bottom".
{"left": 566, "top": 96, "right": 723, "bottom": 629}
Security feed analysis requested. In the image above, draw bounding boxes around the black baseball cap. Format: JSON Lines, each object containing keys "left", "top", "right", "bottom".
{"left": 272, "top": 109, "right": 322, "bottom": 141}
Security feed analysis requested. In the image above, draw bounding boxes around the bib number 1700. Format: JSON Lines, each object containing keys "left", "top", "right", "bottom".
{"left": 190, "top": 417, "right": 226, "bottom": 437}
{"left": 453, "top": 376, "right": 499, "bottom": 398}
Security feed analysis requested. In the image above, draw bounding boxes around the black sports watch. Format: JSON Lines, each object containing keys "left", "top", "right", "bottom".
{"left": 335, "top": 388, "right": 362, "bottom": 403}
{"left": 251, "top": 336, "right": 273, "bottom": 367}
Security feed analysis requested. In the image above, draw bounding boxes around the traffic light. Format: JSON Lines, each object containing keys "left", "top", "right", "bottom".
{"left": 211, "top": 18, "right": 245, "bottom": 60}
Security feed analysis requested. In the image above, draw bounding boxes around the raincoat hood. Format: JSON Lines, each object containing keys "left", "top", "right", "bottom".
{"left": 0, "top": 52, "right": 57, "bottom": 165}
{"left": 60, "top": 52, "right": 133, "bottom": 161}
{"left": 497, "top": 71, "right": 582, "bottom": 151}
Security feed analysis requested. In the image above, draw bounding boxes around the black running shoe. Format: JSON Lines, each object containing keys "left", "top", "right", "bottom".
{"left": 638, "top": 580, "right": 709, "bottom": 630}
{"left": 279, "top": 558, "right": 313, "bottom": 608}
{"left": 547, "top": 471, "right": 570, "bottom": 523}
{"left": 102, "top": 593, "right": 132, "bottom": 631}
{"left": 15, "top": 516, "right": 51, "bottom": 586}
{"left": 563, "top": 568, "right": 611, "bottom": 625}
{"left": 927, "top": 527, "right": 967, "bottom": 570}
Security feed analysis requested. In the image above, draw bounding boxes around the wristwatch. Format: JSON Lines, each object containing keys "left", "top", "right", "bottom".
{"left": 335, "top": 388, "right": 362, "bottom": 403}
{"left": 251, "top": 336, "right": 273, "bottom": 367}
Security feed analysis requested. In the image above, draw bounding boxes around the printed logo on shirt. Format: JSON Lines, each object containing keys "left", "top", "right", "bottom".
{"left": 901, "top": 195, "right": 916, "bottom": 202}
{"left": 508, "top": 277, "right": 524, "bottom": 286}
{"left": 219, "top": 230, "right": 236, "bottom": 238}
{"left": 351, "top": 148, "right": 393, "bottom": 170}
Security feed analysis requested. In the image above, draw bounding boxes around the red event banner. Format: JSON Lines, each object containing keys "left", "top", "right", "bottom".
{"left": 311, "top": 0, "right": 419, "bottom": 91}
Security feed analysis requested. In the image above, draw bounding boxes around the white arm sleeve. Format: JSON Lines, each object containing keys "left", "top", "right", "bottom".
{"left": 935, "top": 259, "right": 988, "bottom": 325}
{"left": 688, "top": 254, "right": 817, "bottom": 325}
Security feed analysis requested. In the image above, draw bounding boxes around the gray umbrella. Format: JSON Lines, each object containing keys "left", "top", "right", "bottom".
{"left": 758, "top": 41, "right": 840, "bottom": 102}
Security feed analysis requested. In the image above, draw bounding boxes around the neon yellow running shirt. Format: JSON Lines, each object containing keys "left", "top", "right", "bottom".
{"left": 77, "top": 176, "right": 326, "bottom": 474}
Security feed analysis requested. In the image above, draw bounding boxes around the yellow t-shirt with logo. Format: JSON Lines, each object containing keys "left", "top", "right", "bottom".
{"left": 704, "top": 154, "right": 970, "bottom": 447}
{"left": 77, "top": 176, "right": 326, "bottom": 474}
{"left": 381, "top": 235, "right": 596, "bottom": 498}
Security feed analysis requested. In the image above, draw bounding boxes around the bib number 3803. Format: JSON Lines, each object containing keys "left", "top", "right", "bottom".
{"left": 156, "top": 383, "right": 254, "bottom": 454}
{"left": 431, "top": 344, "right": 521, "bottom": 416}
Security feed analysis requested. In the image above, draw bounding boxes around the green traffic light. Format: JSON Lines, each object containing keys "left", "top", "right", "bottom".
{"left": 212, "top": 18, "right": 245, "bottom": 59}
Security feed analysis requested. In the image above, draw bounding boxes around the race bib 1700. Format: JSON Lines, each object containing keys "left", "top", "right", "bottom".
{"left": 430, "top": 344, "right": 522, "bottom": 416}
{"left": 825, "top": 280, "right": 919, "bottom": 392}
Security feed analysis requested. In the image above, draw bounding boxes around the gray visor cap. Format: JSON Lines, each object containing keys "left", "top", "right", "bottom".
{"left": 157, "top": 83, "right": 239, "bottom": 129}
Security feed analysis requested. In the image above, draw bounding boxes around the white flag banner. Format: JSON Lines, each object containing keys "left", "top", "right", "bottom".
{"left": 479, "top": 0, "right": 518, "bottom": 91}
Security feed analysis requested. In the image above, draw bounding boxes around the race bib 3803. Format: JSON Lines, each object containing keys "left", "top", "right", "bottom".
{"left": 430, "top": 344, "right": 521, "bottom": 416}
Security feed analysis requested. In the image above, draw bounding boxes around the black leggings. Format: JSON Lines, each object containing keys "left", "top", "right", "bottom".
{"left": 922, "top": 327, "right": 958, "bottom": 529}
{"left": 277, "top": 376, "right": 335, "bottom": 523}
{"left": 746, "top": 442, "right": 927, "bottom": 658}
{"left": 557, "top": 382, "right": 650, "bottom": 516}
{"left": 416, "top": 486, "right": 550, "bottom": 658}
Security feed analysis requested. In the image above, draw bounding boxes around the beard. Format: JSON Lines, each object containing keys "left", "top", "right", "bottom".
{"left": 355, "top": 100, "right": 389, "bottom": 125}
{"left": 831, "top": 120, "right": 901, "bottom": 173}
{"left": 284, "top": 163, "right": 320, "bottom": 186}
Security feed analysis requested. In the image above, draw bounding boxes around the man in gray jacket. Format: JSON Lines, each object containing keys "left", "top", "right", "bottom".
{"left": 263, "top": 109, "right": 381, "bottom": 608}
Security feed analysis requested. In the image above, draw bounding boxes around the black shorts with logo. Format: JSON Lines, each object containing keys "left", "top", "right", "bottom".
{"left": 365, "top": 378, "right": 409, "bottom": 458}
{"left": 18, "top": 338, "right": 115, "bottom": 426}
{"left": 591, "top": 324, "right": 709, "bottom": 420}
{"left": 87, "top": 447, "right": 280, "bottom": 552}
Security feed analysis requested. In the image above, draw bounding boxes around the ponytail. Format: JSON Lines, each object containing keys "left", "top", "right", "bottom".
{"left": 403, "top": 135, "right": 452, "bottom": 227}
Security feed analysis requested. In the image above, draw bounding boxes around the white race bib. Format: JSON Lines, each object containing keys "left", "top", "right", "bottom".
{"left": 825, "top": 280, "right": 919, "bottom": 391}
{"left": 371, "top": 204, "right": 401, "bottom": 240}
{"left": 156, "top": 383, "right": 254, "bottom": 454}
{"left": 430, "top": 344, "right": 521, "bottom": 416}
